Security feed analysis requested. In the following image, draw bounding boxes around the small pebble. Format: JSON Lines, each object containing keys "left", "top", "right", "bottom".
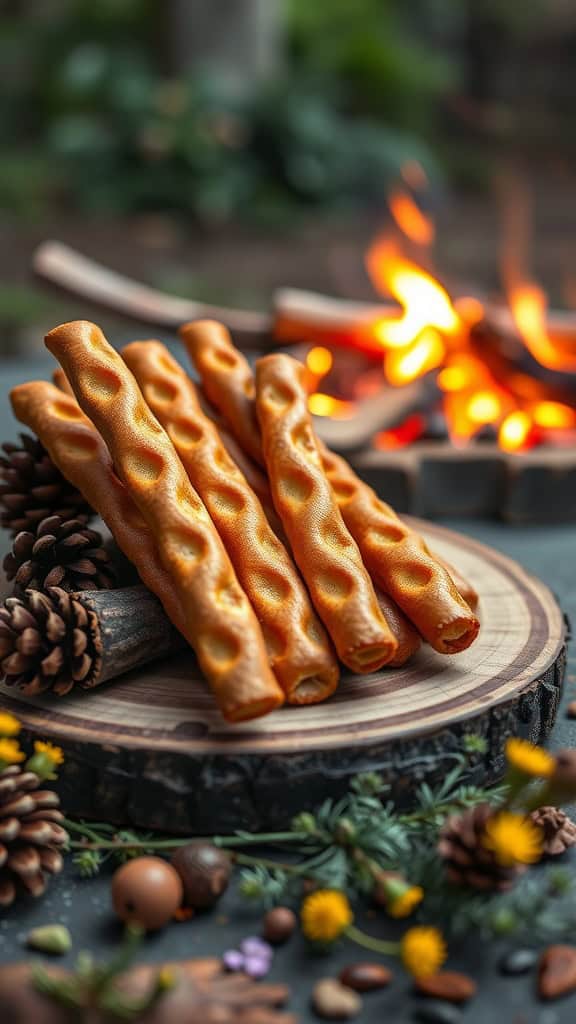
{"left": 312, "top": 978, "right": 362, "bottom": 1020}
{"left": 111, "top": 857, "right": 183, "bottom": 931}
{"left": 241, "top": 936, "right": 273, "bottom": 960}
{"left": 339, "top": 962, "right": 392, "bottom": 991}
{"left": 26, "top": 925, "right": 72, "bottom": 955}
{"left": 566, "top": 701, "right": 576, "bottom": 719}
{"left": 499, "top": 948, "right": 539, "bottom": 976}
{"left": 413, "top": 1000, "right": 463, "bottom": 1023}
{"left": 539, "top": 944, "right": 576, "bottom": 1000}
{"left": 263, "top": 906, "right": 297, "bottom": 945}
{"left": 416, "top": 971, "right": 476, "bottom": 1003}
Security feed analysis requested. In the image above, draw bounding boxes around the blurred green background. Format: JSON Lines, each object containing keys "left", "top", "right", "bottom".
{"left": 1, "top": 0, "right": 574, "bottom": 355}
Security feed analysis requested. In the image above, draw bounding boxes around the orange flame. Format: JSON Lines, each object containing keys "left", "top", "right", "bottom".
{"left": 388, "top": 187, "right": 435, "bottom": 246}
{"left": 306, "top": 346, "right": 333, "bottom": 376}
{"left": 385, "top": 329, "right": 445, "bottom": 386}
{"left": 509, "top": 282, "right": 576, "bottom": 373}
{"left": 367, "top": 239, "right": 460, "bottom": 349}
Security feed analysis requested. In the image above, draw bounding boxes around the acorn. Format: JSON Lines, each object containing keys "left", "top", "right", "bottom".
{"left": 262, "top": 906, "right": 297, "bottom": 945}
{"left": 171, "top": 841, "right": 232, "bottom": 910}
{"left": 111, "top": 856, "right": 183, "bottom": 930}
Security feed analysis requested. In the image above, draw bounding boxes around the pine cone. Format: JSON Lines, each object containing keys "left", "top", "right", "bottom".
{"left": 3, "top": 515, "right": 115, "bottom": 594}
{"left": 530, "top": 806, "right": 576, "bottom": 856}
{"left": 438, "top": 803, "right": 525, "bottom": 891}
{"left": 0, "top": 764, "right": 67, "bottom": 907}
{"left": 0, "top": 588, "right": 100, "bottom": 696}
{"left": 0, "top": 434, "right": 91, "bottom": 536}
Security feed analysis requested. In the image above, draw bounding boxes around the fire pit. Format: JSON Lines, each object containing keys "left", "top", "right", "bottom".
{"left": 32, "top": 184, "right": 576, "bottom": 524}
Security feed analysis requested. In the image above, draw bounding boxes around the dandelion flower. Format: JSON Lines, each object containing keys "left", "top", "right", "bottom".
{"left": 401, "top": 926, "right": 447, "bottom": 978}
{"left": 506, "top": 738, "right": 555, "bottom": 779}
{"left": 483, "top": 811, "right": 543, "bottom": 867}
{"left": 33, "top": 741, "right": 64, "bottom": 767}
{"left": 0, "top": 738, "right": 25, "bottom": 765}
{"left": 301, "top": 889, "right": 352, "bottom": 943}
{"left": 0, "top": 712, "right": 21, "bottom": 737}
{"left": 388, "top": 885, "right": 424, "bottom": 919}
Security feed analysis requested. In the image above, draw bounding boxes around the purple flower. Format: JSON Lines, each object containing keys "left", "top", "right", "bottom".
{"left": 223, "top": 949, "right": 245, "bottom": 972}
{"left": 244, "top": 955, "right": 271, "bottom": 979}
{"left": 240, "top": 937, "right": 273, "bottom": 961}
{"left": 223, "top": 936, "right": 274, "bottom": 978}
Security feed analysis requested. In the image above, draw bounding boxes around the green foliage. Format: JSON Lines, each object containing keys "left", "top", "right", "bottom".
{"left": 1, "top": 0, "right": 444, "bottom": 222}
{"left": 288, "top": 0, "right": 457, "bottom": 131}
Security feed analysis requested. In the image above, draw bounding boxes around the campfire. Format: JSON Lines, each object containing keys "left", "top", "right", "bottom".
{"left": 277, "top": 179, "right": 576, "bottom": 461}
{"left": 32, "top": 173, "right": 576, "bottom": 522}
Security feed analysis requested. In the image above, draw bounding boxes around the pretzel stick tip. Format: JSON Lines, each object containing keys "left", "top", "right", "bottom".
{"left": 121, "top": 338, "right": 339, "bottom": 705}
{"left": 45, "top": 320, "right": 284, "bottom": 723}
{"left": 179, "top": 320, "right": 264, "bottom": 467}
{"left": 320, "top": 447, "right": 480, "bottom": 654}
{"left": 255, "top": 353, "right": 398, "bottom": 673}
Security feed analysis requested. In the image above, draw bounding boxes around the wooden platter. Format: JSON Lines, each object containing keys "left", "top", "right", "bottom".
{"left": 0, "top": 519, "right": 567, "bottom": 834}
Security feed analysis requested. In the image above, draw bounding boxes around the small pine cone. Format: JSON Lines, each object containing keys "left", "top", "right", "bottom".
{"left": 0, "top": 764, "right": 67, "bottom": 907}
{"left": 0, "top": 587, "right": 100, "bottom": 696}
{"left": 529, "top": 806, "right": 576, "bottom": 857}
{"left": 3, "top": 514, "right": 116, "bottom": 594}
{"left": 0, "top": 433, "right": 92, "bottom": 536}
{"left": 438, "top": 803, "right": 525, "bottom": 892}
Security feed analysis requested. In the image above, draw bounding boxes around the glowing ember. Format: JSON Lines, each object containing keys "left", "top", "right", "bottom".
{"left": 388, "top": 187, "right": 435, "bottom": 246}
{"left": 374, "top": 413, "right": 426, "bottom": 450}
{"left": 308, "top": 393, "right": 355, "bottom": 419}
{"left": 498, "top": 411, "right": 534, "bottom": 452}
{"left": 532, "top": 401, "right": 576, "bottom": 429}
{"left": 306, "top": 346, "right": 333, "bottom": 376}
{"left": 466, "top": 391, "right": 502, "bottom": 425}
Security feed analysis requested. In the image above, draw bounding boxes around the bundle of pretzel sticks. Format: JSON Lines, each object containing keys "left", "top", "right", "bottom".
{"left": 9, "top": 319, "right": 480, "bottom": 724}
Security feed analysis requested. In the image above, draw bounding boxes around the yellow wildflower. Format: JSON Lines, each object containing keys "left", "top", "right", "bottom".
{"left": 0, "top": 738, "right": 25, "bottom": 765}
{"left": 388, "top": 885, "right": 424, "bottom": 919}
{"left": 506, "top": 738, "right": 555, "bottom": 779}
{"left": 301, "top": 889, "right": 353, "bottom": 943}
{"left": 34, "top": 741, "right": 64, "bottom": 767}
{"left": 400, "top": 926, "right": 447, "bottom": 978}
{"left": 0, "top": 712, "right": 21, "bottom": 737}
{"left": 482, "top": 811, "right": 543, "bottom": 867}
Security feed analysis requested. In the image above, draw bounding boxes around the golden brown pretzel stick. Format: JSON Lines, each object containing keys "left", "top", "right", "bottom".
{"left": 180, "top": 320, "right": 475, "bottom": 651}
{"left": 122, "top": 340, "right": 339, "bottom": 704}
{"left": 255, "top": 353, "right": 397, "bottom": 673}
{"left": 45, "top": 321, "right": 284, "bottom": 723}
{"left": 319, "top": 447, "right": 479, "bottom": 653}
{"left": 180, "top": 320, "right": 264, "bottom": 467}
{"left": 438, "top": 558, "right": 478, "bottom": 612}
{"left": 52, "top": 368, "right": 74, "bottom": 395}
{"left": 376, "top": 591, "right": 421, "bottom": 665}
{"left": 10, "top": 381, "right": 187, "bottom": 639}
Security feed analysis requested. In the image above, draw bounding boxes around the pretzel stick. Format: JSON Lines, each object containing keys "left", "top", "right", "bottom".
{"left": 376, "top": 591, "right": 421, "bottom": 665}
{"left": 181, "top": 321, "right": 478, "bottom": 649}
{"left": 180, "top": 320, "right": 264, "bottom": 467}
{"left": 45, "top": 321, "right": 284, "bottom": 723}
{"left": 10, "top": 382, "right": 187, "bottom": 638}
{"left": 181, "top": 320, "right": 421, "bottom": 665}
{"left": 255, "top": 353, "right": 397, "bottom": 672}
{"left": 122, "top": 340, "right": 339, "bottom": 704}
{"left": 438, "top": 559, "right": 479, "bottom": 612}
{"left": 52, "top": 368, "right": 74, "bottom": 395}
{"left": 319, "top": 447, "right": 480, "bottom": 653}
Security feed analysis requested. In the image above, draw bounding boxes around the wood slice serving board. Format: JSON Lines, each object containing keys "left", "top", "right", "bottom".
{"left": 0, "top": 520, "right": 567, "bottom": 834}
